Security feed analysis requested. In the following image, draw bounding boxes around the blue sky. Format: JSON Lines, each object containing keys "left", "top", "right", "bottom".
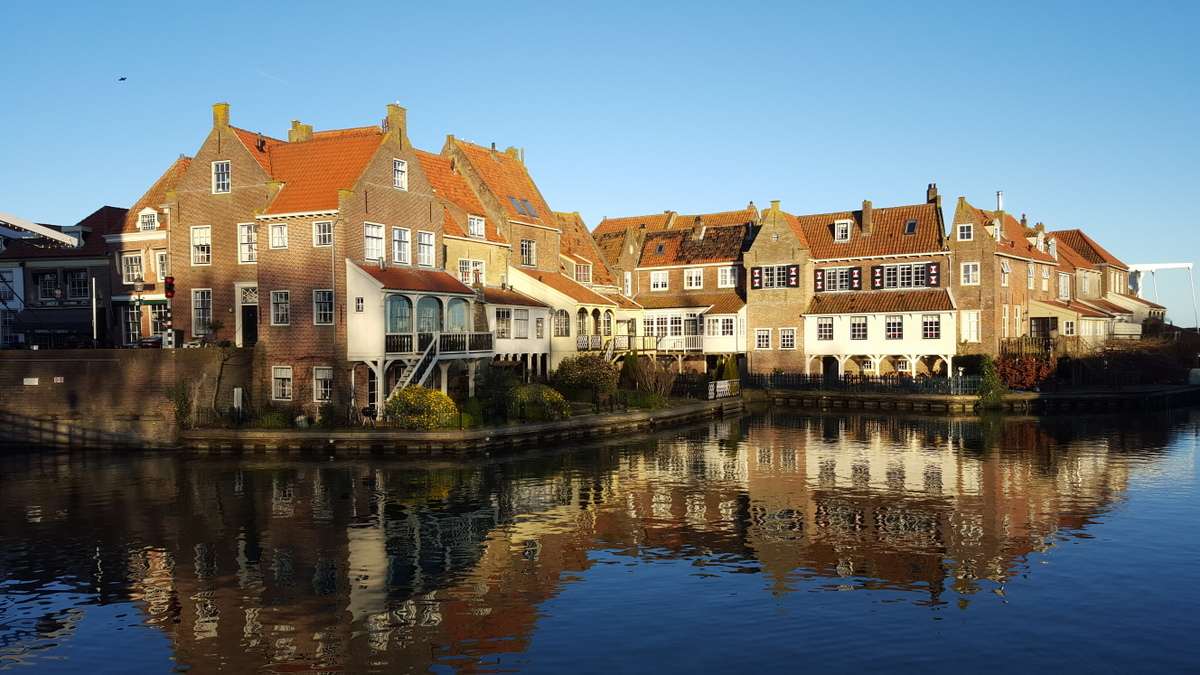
{"left": 2, "top": 1, "right": 1198, "bottom": 322}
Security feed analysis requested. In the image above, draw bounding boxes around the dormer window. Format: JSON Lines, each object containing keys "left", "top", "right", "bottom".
{"left": 655, "top": 243, "right": 665, "bottom": 255}
{"left": 468, "top": 215, "right": 485, "bottom": 238}
{"left": 138, "top": 210, "right": 158, "bottom": 231}
{"left": 904, "top": 219, "right": 917, "bottom": 235}
{"left": 1049, "top": 239, "right": 1058, "bottom": 259}
{"left": 211, "top": 160, "right": 230, "bottom": 194}
{"left": 575, "top": 263, "right": 592, "bottom": 284}
{"left": 834, "top": 220, "right": 851, "bottom": 242}
{"left": 393, "top": 159, "right": 408, "bottom": 190}
{"left": 1036, "top": 232, "right": 1045, "bottom": 251}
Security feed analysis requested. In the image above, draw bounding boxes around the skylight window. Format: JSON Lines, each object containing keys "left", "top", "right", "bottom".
{"left": 508, "top": 196, "right": 528, "bottom": 216}
{"left": 520, "top": 199, "right": 538, "bottom": 218}
{"left": 904, "top": 219, "right": 917, "bottom": 235}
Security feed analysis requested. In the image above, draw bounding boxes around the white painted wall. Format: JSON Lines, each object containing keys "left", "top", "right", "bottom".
{"left": 488, "top": 304, "right": 551, "bottom": 356}
{"left": 346, "top": 260, "right": 386, "bottom": 361}
{"left": 803, "top": 310, "right": 957, "bottom": 357}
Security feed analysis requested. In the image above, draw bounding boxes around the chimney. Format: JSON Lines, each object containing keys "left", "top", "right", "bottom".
{"left": 1035, "top": 221, "right": 1045, "bottom": 234}
{"left": 861, "top": 199, "right": 873, "bottom": 235}
{"left": 212, "top": 102, "right": 230, "bottom": 128}
{"left": 691, "top": 216, "right": 706, "bottom": 240}
{"left": 770, "top": 199, "right": 781, "bottom": 213}
{"left": 255, "top": 132, "right": 266, "bottom": 152}
{"left": 1021, "top": 213, "right": 1029, "bottom": 229}
{"left": 288, "top": 120, "right": 313, "bottom": 142}
{"left": 996, "top": 190, "right": 1005, "bottom": 213}
{"left": 927, "top": 183, "right": 939, "bottom": 204}
{"left": 384, "top": 103, "right": 406, "bottom": 138}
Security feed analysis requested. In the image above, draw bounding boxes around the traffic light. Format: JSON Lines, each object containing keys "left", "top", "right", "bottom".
{"left": 164, "top": 276, "right": 175, "bottom": 299}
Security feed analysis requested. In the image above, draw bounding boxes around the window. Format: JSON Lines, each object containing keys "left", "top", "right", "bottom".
{"left": 721, "top": 317, "right": 735, "bottom": 336}
{"left": 364, "top": 222, "right": 384, "bottom": 261}
{"left": 669, "top": 316, "right": 683, "bottom": 336}
{"left": 762, "top": 265, "right": 790, "bottom": 289}
{"left": 961, "top": 310, "right": 980, "bottom": 343}
{"left": 121, "top": 252, "right": 144, "bottom": 284}
{"left": 755, "top": 329, "right": 771, "bottom": 350}
{"left": 536, "top": 317, "right": 545, "bottom": 339}
{"left": 468, "top": 215, "right": 485, "bottom": 238}
{"left": 684, "top": 268, "right": 703, "bottom": 290}
{"left": 355, "top": 297, "right": 364, "bottom": 313}
{"left": 834, "top": 220, "right": 851, "bottom": 242}
{"left": 313, "top": 221, "right": 333, "bottom": 247}
{"left": 1027, "top": 264, "right": 1035, "bottom": 289}
{"left": 155, "top": 250, "right": 169, "bottom": 280}
{"left": 1000, "top": 260, "right": 1010, "bottom": 287}
{"left": 272, "top": 366, "right": 293, "bottom": 401}
{"left": 458, "top": 259, "right": 484, "bottom": 285}
{"left": 816, "top": 317, "right": 834, "bottom": 340}
{"left": 496, "top": 308, "right": 512, "bottom": 339}
{"left": 313, "top": 367, "right": 333, "bottom": 402}
{"left": 850, "top": 315, "right": 867, "bottom": 340}
{"left": 269, "top": 223, "right": 288, "bottom": 249}
{"left": 718, "top": 266, "right": 737, "bottom": 288}
{"left": 605, "top": 311, "right": 614, "bottom": 336}
{"left": 825, "top": 267, "right": 852, "bottom": 291}
{"left": 393, "top": 159, "right": 408, "bottom": 190}
{"left": 139, "top": 212, "right": 157, "bottom": 231}
{"left": 66, "top": 271, "right": 88, "bottom": 299}
{"left": 957, "top": 223, "right": 973, "bottom": 241}
{"left": 651, "top": 271, "right": 669, "bottom": 291}
{"left": 520, "top": 239, "right": 536, "bottom": 266}
{"left": 1042, "top": 265, "right": 1050, "bottom": 291}
{"left": 191, "top": 226, "right": 212, "bottom": 265}
{"left": 271, "top": 291, "right": 290, "bottom": 325}
{"left": 780, "top": 328, "right": 796, "bottom": 350}
{"left": 624, "top": 271, "right": 632, "bottom": 296}
{"left": 417, "top": 231, "right": 435, "bottom": 266}
{"left": 1064, "top": 320, "right": 1077, "bottom": 336}
{"left": 885, "top": 315, "right": 903, "bottom": 340}
{"left": 881, "top": 263, "right": 927, "bottom": 289}
{"left": 575, "top": 264, "right": 592, "bottom": 284}
{"left": 151, "top": 305, "right": 169, "bottom": 334}
{"left": 191, "top": 289, "right": 212, "bottom": 336}
{"left": 313, "top": 290, "right": 334, "bottom": 325}
{"left": 904, "top": 219, "right": 918, "bottom": 235}
{"left": 922, "top": 314, "right": 941, "bottom": 339}
{"left": 521, "top": 199, "right": 538, "bottom": 218}
{"left": 211, "top": 160, "right": 230, "bottom": 193}
{"left": 123, "top": 304, "right": 141, "bottom": 344}
{"left": 238, "top": 223, "right": 257, "bottom": 263}
{"left": 392, "top": 227, "right": 410, "bottom": 264}
{"left": 896, "top": 358, "right": 910, "bottom": 374}
{"left": 553, "top": 309, "right": 570, "bottom": 337}
{"left": 514, "top": 309, "right": 529, "bottom": 339}
{"left": 0, "top": 270, "right": 13, "bottom": 302}
{"left": 961, "top": 262, "right": 980, "bottom": 285}
{"left": 509, "top": 196, "right": 527, "bottom": 216}
{"left": 1014, "top": 306, "right": 1023, "bottom": 336}
{"left": 1082, "top": 275, "right": 1090, "bottom": 295}
{"left": 1002, "top": 304, "right": 1009, "bottom": 338}
{"left": 1058, "top": 273, "right": 1071, "bottom": 299}
{"left": 35, "top": 272, "right": 57, "bottom": 301}
{"left": 861, "top": 358, "right": 876, "bottom": 374}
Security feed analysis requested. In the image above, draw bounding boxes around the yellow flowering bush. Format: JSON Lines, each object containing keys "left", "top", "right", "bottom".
{"left": 385, "top": 385, "right": 458, "bottom": 430}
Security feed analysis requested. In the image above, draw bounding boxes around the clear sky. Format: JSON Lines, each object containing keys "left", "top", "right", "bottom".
{"left": 3, "top": 1, "right": 1198, "bottom": 323}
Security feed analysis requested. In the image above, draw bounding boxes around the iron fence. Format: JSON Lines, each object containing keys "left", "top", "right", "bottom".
{"left": 745, "top": 372, "right": 982, "bottom": 395}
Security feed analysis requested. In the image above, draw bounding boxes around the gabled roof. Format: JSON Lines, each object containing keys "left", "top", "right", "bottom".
{"left": 1084, "top": 297, "right": 1134, "bottom": 316}
{"left": 262, "top": 130, "right": 385, "bottom": 214}
{"left": 511, "top": 267, "right": 616, "bottom": 306}
{"left": 594, "top": 211, "right": 676, "bottom": 236}
{"left": 554, "top": 211, "right": 616, "bottom": 285}
{"left": 603, "top": 292, "right": 642, "bottom": 310}
{"left": 450, "top": 139, "right": 555, "bottom": 228}
{"left": 958, "top": 201, "right": 1057, "bottom": 264}
{"left": 413, "top": 150, "right": 505, "bottom": 244}
{"left": 798, "top": 202, "right": 942, "bottom": 260}
{"left": 359, "top": 264, "right": 474, "bottom": 295}
{"left": 593, "top": 205, "right": 757, "bottom": 237}
{"left": 805, "top": 289, "right": 954, "bottom": 314}
{"left": 0, "top": 206, "right": 126, "bottom": 260}
{"left": 634, "top": 290, "right": 744, "bottom": 312}
{"left": 1049, "top": 235, "right": 1094, "bottom": 273}
{"left": 593, "top": 231, "right": 629, "bottom": 267}
{"left": 1050, "top": 229, "right": 1127, "bottom": 270}
{"left": 231, "top": 127, "right": 286, "bottom": 174}
{"left": 120, "top": 156, "right": 191, "bottom": 234}
{"left": 482, "top": 286, "right": 548, "bottom": 308}
{"left": 678, "top": 205, "right": 757, "bottom": 229}
{"left": 639, "top": 225, "right": 746, "bottom": 267}
{"left": 758, "top": 206, "right": 812, "bottom": 249}
{"left": 1033, "top": 298, "right": 1112, "bottom": 319}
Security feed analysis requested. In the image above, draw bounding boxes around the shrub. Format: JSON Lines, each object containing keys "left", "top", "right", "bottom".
{"left": 553, "top": 354, "right": 618, "bottom": 400}
{"left": 630, "top": 355, "right": 676, "bottom": 396}
{"left": 622, "top": 389, "right": 667, "bottom": 410}
{"left": 255, "top": 409, "right": 291, "bottom": 429}
{"left": 508, "top": 384, "right": 571, "bottom": 422}
{"left": 316, "top": 402, "right": 347, "bottom": 429}
{"left": 721, "top": 354, "right": 740, "bottom": 381}
{"left": 385, "top": 385, "right": 458, "bottom": 430}
{"left": 478, "top": 363, "right": 520, "bottom": 420}
{"left": 619, "top": 354, "right": 642, "bottom": 389}
{"left": 977, "top": 355, "right": 1006, "bottom": 409}
{"left": 996, "top": 353, "right": 1056, "bottom": 389}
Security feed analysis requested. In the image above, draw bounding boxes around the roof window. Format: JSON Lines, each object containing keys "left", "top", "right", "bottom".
{"left": 904, "top": 219, "right": 917, "bottom": 235}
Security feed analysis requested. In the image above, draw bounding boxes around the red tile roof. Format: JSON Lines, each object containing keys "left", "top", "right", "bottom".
{"left": 1049, "top": 235, "right": 1094, "bottom": 272}
{"left": 231, "top": 126, "right": 285, "bottom": 174}
{"left": 634, "top": 290, "right": 744, "bottom": 311}
{"left": 1033, "top": 299, "right": 1111, "bottom": 319}
{"left": 1050, "top": 229, "right": 1127, "bottom": 269}
{"left": 679, "top": 205, "right": 757, "bottom": 228}
{"left": 482, "top": 286, "right": 548, "bottom": 308}
{"left": 594, "top": 211, "right": 675, "bottom": 236}
{"left": 451, "top": 139, "right": 555, "bottom": 228}
{"left": 413, "top": 150, "right": 505, "bottom": 244}
{"left": 554, "top": 211, "right": 616, "bottom": 286}
{"left": 805, "top": 289, "right": 954, "bottom": 314}
{"left": 603, "top": 292, "right": 642, "bottom": 309}
{"left": 0, "top": 206, "right": 126, "bottom": 260}
{"left": 360, "top": 264, "right": 474, "bottom": 294}
{"left": 593, "top": 231, "right": 629, "bottom": 267}
{"left": 959, "top": 201, "right": 1057, "bottom": 264}
{"left": 639, "top": 226, "right": 746, "bottom": 266}
{"left": 263, "top": 131, "right": 384, "bottom": 214}
{"left": 120, "top": 156, "right": 191, "bottom": 234}
{"left": 798, "top": 202, "right": 942, "bottom": 260}
{"left": 511, "top": 267, "right": 615, "bottom": 306}
{"left": 1084, "top": 297, "right": 1134, "bottom": 315}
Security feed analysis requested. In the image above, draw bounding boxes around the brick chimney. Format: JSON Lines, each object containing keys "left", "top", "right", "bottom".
{"left": 288, "top": 120, "right": 313, "bottom": 142}
{"left": 212, "top": 102, "right": 230, "bottom": 128}
{"left": 861, "top": 199, "right": 873, "bottom": 235}
{"left": 1021, "top": 213, "right": 1029, "bottom": 230}
{"left": 926, "top": 183, "right": 938, "bottom": 204}
{"left": 384, "top": 103, "right": 406, "bottom": 140}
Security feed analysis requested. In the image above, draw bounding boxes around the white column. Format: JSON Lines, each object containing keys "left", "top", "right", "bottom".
{"left": 374, "top": 361, "right": 387, "bottom": 417}
{"left": 438, "top": 362, "right": 450, "bottom": 394}
{"left": 804, "top": 356, "right": 811, "bottom": 375}
{"left": 835, "top": 355, "right": 850, "bottom": 376}
{"left": 907, "top": 354, "right": 919, "bottom": 377}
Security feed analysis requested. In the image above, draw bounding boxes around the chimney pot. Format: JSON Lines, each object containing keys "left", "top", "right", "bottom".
{"left": 927, "top": 183, "right": 938, "bottom": 204}
{"left": 212, "top": 102, "right": 230, "bottom": 128}
{"left": 996, "top": 190, "right": 1005, "bottom": 213}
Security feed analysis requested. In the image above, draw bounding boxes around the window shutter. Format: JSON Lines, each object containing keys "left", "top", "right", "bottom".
{"left": 814, "top": 268, "right": 825, "bottom": 292}
{"left": 750, "top": 266, "right": 763, "bottom": 290}
{"left": 870, "top": 265, "right": 884, "bottom": 290}
{"left": 786, "top": 264, "right": 800, "bottom": 288}
{"left": 926, "top": 261, "right": 940, "bottom": 287}
{"left": 850, "top": 267, "right": 862, "bottom": 291}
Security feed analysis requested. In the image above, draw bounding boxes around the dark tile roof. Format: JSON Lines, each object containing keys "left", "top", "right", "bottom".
{"left": 634, "top": 290, "right": 744, "bottom": 311}
{"left": 805, "top": 289, "right": 954, "bottom": 314}
{"left": 482, "top": 286, "right": 548, "bottom": 308}
{"left": 639, "top": 225, "right": 746, "bottom": 266}
{"left": 361, "top": 265, "right": 474, "bottom": 294}
{"left": 1050, "top": 229, "right": 1127, "bottom": 269}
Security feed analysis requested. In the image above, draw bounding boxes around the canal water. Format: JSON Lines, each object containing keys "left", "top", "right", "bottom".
{"left": 1, "top": 409, "right": 1198, "bottom": 673}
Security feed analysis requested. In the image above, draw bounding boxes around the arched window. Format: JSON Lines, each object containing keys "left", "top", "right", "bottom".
{"left": 577, "top": 308, "right": 588, "bottom": 337}
{"left": 554, "top": 309, "right": 571, "bottom": 337}
{"left": 603, "top": 310, "right": 613, "bottom": 336}
{"left": 446, "top": 298, "right": 469, "bottom": 332}
{"left": 591, "top": 308, "right": 601, "bottom": 335}
{"left": 416, "top": 296, "right": 442, "bottom": 332}
{"left": 386, "top": 295, "right": 412, "bottom": 333}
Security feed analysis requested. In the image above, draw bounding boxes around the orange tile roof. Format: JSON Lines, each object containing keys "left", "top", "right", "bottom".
{"left": 263, "top": 130, "right": 384, "bottom": 214}
{"left": 798, "top": 203, "right": 942, "bottom": 260}
{"left": 554, "top": 211, "right": 616, "bottom": 285}
{"left": 602, "top": 292, "right": 642, "bottom": 309}
{"left": 593, "top": 231, "right": 629, "bottom": 267}
{"left": 482, "top": 286, "right": 548, "bottom": 308}
{"left": 120, "top": 156, "right": 191, "bottom": 234}
{"left": 413, "top": 150, "right": 505, "bottom": 244}
{"left": 1050, "top": 229, "right": 1127, "bottom": 269}
{"left": 1049, "top": 235, "right": 1094, "bottom": 272}
{"left": 511, "top": 267, "right": 615, "bottom": 306}
{"left": 0, "top": 206, "right": 126, "bottom": 260}
{"left": 594, "top": 211, "right": 675, "bottom": 236}
{"left": 451, "top": 139, "right": 555, "bottom": 228}
{"left": 634, "top": 290, "right": 744, "bottom": 311}
{"left": 678, "top": 205, "right": 757, "bottom": 228}
{"left": 231, "top": 126, "right": 285, "bottom": 174}
{"left": 360, "top": 264, "right": 474, "bottom": 294}
{"left": 768, "top": 209, "right": 812, "bottom": 249}
{"left": 805, "top": 289, "right": 954, "bottom": 314}
{"left": 1033, "top": 299, "right": 1111, "bottom": 318}
{"left": 639, "top": 226, "right": 746, "bottom": 266}
{"left": 593, "top": 205, "right": 756, "bottom": 237}
{"left": 959, "top": 201, "right": 1057, "bottom": 264}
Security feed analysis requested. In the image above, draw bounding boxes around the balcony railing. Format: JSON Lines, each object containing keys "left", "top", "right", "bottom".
{"left": 656, "top": 334, "right": 703, "bottom": 352}
{"left": 576, "top": 334, "right": 605, "bottom": 351}
{"left": 386, "top": 331, "right": 493, "bottom": 355}
{"left": 610, "top": 335, "right": 660, "bottom": 352}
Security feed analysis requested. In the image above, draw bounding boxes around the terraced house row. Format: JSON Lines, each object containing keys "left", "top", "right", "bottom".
{"left": 0, "top": 101, "right": 1166, "bottom": 414}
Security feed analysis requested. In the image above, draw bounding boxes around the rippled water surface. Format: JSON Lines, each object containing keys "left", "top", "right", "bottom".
{"left": 2, "top": 409, "right": 1199, "bottom": 673}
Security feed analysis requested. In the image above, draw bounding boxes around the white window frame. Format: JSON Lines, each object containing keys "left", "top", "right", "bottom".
{"left": 885, "top": 315, "right": 903, "bottom": 340}
{"left": 850, "top": 315, "right": 867, "bottom": 340}
{"left": 190, "top": 225, "right": 212, "bottom": 266}
{"left": 721, "top": 317, "right": 735, "bottom": 337}
{"left": 779, "top": 327, "right": 796, "bottom": 350}
{"left": 64, "top": 270, "right": 88, "bottom": 299}
{"left": 364, "top": 222, "right": 385, "bottom": 261}
{"left": 520, "top": 239, "right": 536, "bottom": 267}
{"left": 961, "top": 309, "right": 980, "bottom": 343}
{"left": 754, "top": 328, "right": 771, "bottom": 350}
{"left": 1042, "top": 265, "right": 1050, "bottom": 291}
{"left": 120, "top": 252, "right": 144, "bottom": 285}
{"left": 514, "top": 309, "right": 529, "bottom": 339}
{"left": 1064, "top": 320, "right": 1077, "bottom": 337}
{"left": 495, "top": 308, "right": 512, "bottom": 339}
{"left": 650, "top": 270, "right": 669, "bottom": 291}
{"left": 961, "top": 262, "right": 980, "bottom": 286}
{"left": 211, "top": 160, "right": 230, "bottom": 194}
{"left": 458, "top": 258, "right": 484, "bottom": 286}
{"left": 313, "top": 221, "right": 333, "bottom": 247}
{"left": 393, "top": 158, "right": 408, "bottom": 190}
{"left": 237, "top": 223, "right": 257, "bottom": 264}
{"left": 684, "top": 268, "right": 703, "bottom": 290}
{"left": 824, "top": 267, "right": 852, "bottom": 292}
{"left": 1002, "top": 304, "right": 1010, "bottom": 338}
{"left": 272, "top": 366, "right": 293, "bottom": 401}
{"left": 718, "top": 266, "right": 737, "bottom": 289}
{"left": 957, "top": 223, "right": 973, "bottom": 241}
{"left": 392, "top": 227, "right": 411, "bottom": 264}
{"left": 138, "top": 210, "right": 158, "bottom": 231}
{"left": 313, "top": 366, "right": 333, "bottom": 403}
{"left": 624, "top": 271, "right": 632, "bottom": 296}
{"left": 816, "top": 317, "right": 834, "bottom": 341}
{"left": 270, "top": 291, "right": 290, "bottom": 326}
{"left": 1058, "top": 273, "right": 1071, "bottom": 300}
{"left": 834, "top": 219, "right": 851, "bottom": 243}
{"left": 417, "top": 231, "right": 435, "bottom": 267}
{"left": 122, "top": 303, "right": 141, "bottom": 345}
{"left": 467, "top": 215, "right": 485, "bottom": 238}
{"left": 922, "top": 314, "right": 941, "bottom": 340}
{"left": 155, "top": 250, "right": 169, "bottom": 281}
{"left": 191, "top": 288, "right": 212, "bottom": 337}
{"left": 1000, "top": 260, "right": 1010, "bottom": 287}
{"left": 575, "top": 263, "right": 592, "bottom": 284}
{"left": 1027, "top": 264, "right": 1035, "bottom": 289}
{"left": 313, "top": 289, "right": 334, "bottom": 326}
{"left": 1015, "top": 305, "right": 1023, "bottom": 336}
{"left": 269, "top": 223, "right": 288, "bottom": 250}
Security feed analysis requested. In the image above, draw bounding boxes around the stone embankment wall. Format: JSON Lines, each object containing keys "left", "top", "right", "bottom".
{"left": 0, "top": 348, "right": 256, "bottom": 448}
